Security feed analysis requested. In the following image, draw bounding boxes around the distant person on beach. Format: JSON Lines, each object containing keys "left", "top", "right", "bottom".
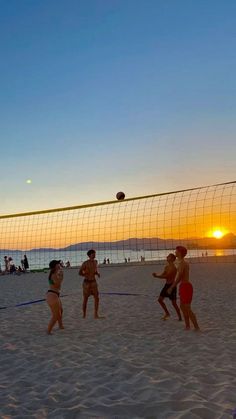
{"left": 167, "top": 246, "right": 200, "bottom": 331}
{"left": 23, "top": 255, "right": 29, "bottom": 270}
{"left": 65, "top": 260, "right": 71, "bottom": 268}
{"left": 4, "top": 256, "right": 9, "bottom": 273}
{"left": 9, "top": 257, "right": 16, "bottom": 274}
{"left": 21, "top": 259, "right": 25, "bottom": 270}
{"left": 152, "top": 253, "right": 182, "bottom": 321}
{"left": 46, "top": 260, "right": 64, "bottom": 335}
{"left": 79, "top": 250, "right": 101, "bottom": 319}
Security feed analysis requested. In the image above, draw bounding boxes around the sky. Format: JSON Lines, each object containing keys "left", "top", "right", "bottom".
{"left": 0, "top": 0, "right": 236, "bottom": 215}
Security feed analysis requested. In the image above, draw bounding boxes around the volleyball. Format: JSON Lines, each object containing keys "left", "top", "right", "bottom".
{"left": 116, "top": 191, "right": 125, "bottom": 200}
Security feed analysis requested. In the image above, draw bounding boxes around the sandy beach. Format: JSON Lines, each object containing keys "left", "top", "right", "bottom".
{"left": 0, "top": 263, "right": 236, "bottom": 418}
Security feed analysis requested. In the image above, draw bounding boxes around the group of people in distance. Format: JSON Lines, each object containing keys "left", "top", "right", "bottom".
{"left": 1, "top": 254, "right": 29, "bottom": 275}
{"left": 46, "top": 246, "right": 200, "bottom": 335}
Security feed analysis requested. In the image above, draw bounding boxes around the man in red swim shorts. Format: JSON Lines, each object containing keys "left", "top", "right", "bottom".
{"left": 168, "top": 246, "right": 200, "bottom": 331}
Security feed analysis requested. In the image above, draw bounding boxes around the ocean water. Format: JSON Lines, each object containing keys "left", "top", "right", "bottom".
{"left": 0, "top": 248, "right": 235, "bottom": 270}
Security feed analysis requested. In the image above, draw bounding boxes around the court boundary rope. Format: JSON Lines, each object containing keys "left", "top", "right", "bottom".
{"left": 0, "top": 291, "right": 148, "bottom": 311}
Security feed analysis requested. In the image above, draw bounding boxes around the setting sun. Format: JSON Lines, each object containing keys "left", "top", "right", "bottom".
{"left": 212, "top": 230, "right": 224, "bottom": 239}
{"left": 207, "top": 227, "right": 229, "bottom": 239}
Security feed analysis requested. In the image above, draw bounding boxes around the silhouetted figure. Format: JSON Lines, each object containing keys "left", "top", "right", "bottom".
{"left": 128, "top": 257, "right": 130, "bottom": 263}
{"left": 4, "top": 256, "right": 9, "bottom": 273}
{"left": 124, "top": 258, "right": 128, "bottom": 263}
{"left": 23, "top": 255, "right": 29, "bottom": 270}
{"left": 9, "top": 257, "right": 16, "bottom": 274}
{"left": 103, "top": 258, "right": 107, "bottom": 264}
{"left": 66, "top": 260, "right": 71, "bottom": 268}
{"left": 107, "top": 258, "right": 110, "bottom": 264}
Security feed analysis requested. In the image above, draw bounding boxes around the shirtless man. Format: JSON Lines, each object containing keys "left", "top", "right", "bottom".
{"left": 152, "top": 253, "right": 182, "bottom": 321}
{"left": 168, "top": 246, "right": 200, "bottom": 331}
{"left": 79, "top": 250, "right": 101, "bottom": 319}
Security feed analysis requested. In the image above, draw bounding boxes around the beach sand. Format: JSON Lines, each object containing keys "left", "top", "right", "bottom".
{"left": 0, "top": 263, "right": 236, "bottom": 418}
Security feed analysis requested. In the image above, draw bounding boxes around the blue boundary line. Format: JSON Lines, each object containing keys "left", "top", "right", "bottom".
{"left": 101, "top": 292, "right": 148, "bottom": 296}
{"left": 0, "top": 292, "right": 148, "bottom": 311}
{"left": 0, "top": 293, "right": 70, "bottom": 310}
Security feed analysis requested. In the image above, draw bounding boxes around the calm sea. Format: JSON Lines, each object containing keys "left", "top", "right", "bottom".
{"left": 0, "top": 248, "right": 235, "bottom": 270}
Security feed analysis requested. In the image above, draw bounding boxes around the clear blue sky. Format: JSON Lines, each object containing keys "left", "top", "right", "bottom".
{"left": 0, "top": 0, "right": 235, "bottom": 214}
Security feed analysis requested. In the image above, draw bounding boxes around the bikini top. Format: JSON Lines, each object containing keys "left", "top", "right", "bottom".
{"left": 48, "top": 272, "right": 54, "bottom": 285}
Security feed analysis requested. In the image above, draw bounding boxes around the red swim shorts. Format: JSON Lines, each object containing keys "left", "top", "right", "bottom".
{"left": 179, "top": 282, "right": 193, "bottom": 304}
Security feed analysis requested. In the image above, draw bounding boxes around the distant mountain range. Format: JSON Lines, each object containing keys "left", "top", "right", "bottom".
{"left": 1, "top": 233, "right": 235, "bottom": 252}
{"left": 61, "top": 234, "right": 236, "bottom": 251}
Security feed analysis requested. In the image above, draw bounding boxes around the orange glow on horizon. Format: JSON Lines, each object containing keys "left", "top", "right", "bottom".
{"left": 0, "top": 187, "right": 235, "bottom": 250}
{"left": 207, "top": 228, "right": 229, "bottom": 240}
{"left": 213, "top": 230, "right": 224, "bottom": 239}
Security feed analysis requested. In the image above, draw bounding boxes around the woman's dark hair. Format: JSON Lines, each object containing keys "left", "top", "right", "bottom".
{"left": 168, "top": 253, "right": 176, "bottom": 261}
{"left": 48, "top": 260, "right": 60, "bottom": 281}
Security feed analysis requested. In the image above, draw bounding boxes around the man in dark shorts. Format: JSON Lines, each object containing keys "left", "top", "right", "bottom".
{"left": 152, "top": 253, "right": 182, "bottom": 321}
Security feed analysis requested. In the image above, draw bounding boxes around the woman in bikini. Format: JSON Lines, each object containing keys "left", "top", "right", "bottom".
{"left": 46, "top": 260, "right": 64, "bottom": 334}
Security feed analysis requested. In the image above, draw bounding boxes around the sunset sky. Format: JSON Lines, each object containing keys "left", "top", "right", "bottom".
{"left": 0, "top": 0, "right": 236, "bottom": 216}
{"left": 0, "top": 183, "right": 235, "bottom": 249}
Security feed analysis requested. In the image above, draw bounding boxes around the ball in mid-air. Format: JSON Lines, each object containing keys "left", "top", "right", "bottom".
{"left": 116, "top": 191, "right": 125, "bottom": 200}
{"left": 26, "top": 179, "right": 32, "bottom": 184}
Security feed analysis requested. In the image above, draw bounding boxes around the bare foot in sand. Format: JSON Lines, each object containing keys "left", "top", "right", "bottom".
{"left": 162, "top": 314, "right": 170, "bottom": 321}
{"left": 194, "top": 327, "right": 201, "bottom": 332}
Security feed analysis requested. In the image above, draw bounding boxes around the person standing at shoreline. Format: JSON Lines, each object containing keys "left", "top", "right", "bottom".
{"left": 4, "top": 256, "right": 9, "bottom": 273}
{"left": 23, "top": 254, "right": 29, "bottom": 271}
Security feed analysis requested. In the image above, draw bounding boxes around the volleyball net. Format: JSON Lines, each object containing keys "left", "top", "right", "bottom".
{"left": 0, "top": 181, "right": 235, "bottom": 270}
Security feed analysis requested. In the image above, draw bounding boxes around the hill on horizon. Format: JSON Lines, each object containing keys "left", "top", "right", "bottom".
{"left": 1, "top": 233, "right": 235, "bottom": 252}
